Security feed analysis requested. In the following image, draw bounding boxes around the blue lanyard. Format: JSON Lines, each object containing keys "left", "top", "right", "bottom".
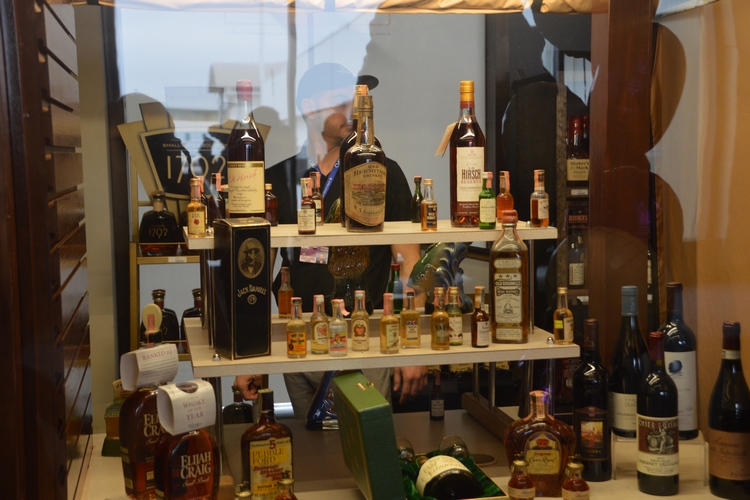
{"left": 311, "top": 159, "right": 339, "bottom": 199}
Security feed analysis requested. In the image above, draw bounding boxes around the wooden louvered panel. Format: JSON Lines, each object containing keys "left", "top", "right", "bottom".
{"left": 47, "top": 56, "right": 79, "bottom": 112}
{"left": 47, "top": 151, "right": 83, "bottom": 194}
{"left": 64, "top": 355, "right": 90, "bottom": 429}
{"left": 67, "top": 431, "right": 91, "bottom": 500}
{"left": 57, "top": 262, "right": 88, "bottom": 337}
{"left": 60, "top": 296, "right": 89, "bottom": 378}
{"left": 48, "top": 103, "right": 81, "bottom": 148}
{"left": 53, "top": 225, "right": 86, "bottom": 292}
{"left": 42, "top": 5, "right": 77, "bottom": 74}
{"left": 45, "top": 1, "right": 76, "bottom": 41}
{"left": 49, "top": 188, "right": 84, "bottom": 245}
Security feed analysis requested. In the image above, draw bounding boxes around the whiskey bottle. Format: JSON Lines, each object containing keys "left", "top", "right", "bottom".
{"left": 503, "top": 390, "right": 576, "bottom": 497}
{"left": 637, "top": 331, "right": 679, "bottom": 496}
{"left": 568, "top": 231, "right": 586, "bottom": 290}
{"left": 179, "top": 288, "right": 202, "bottom": 354}
{"left": 274, "top": 473, "right": 298, "bottom": 500}
{"left": 430, "top": 370, "right": 445, "bottom": 421}
{"left": 421, "top": 178, "right": 438, "bottom": 231}
{"left": 431, "top": 287, "right": 450, "bottom": 350}
{"left": 530, "top": 170, "right": 549, "bottom": 228}
{"left": 489, "top": 210, "right": 529, "bottom": 344}
{"left": 471, "top": 285, "right": 490, "bottom": 348}
{"left": 447, "top": 286, "right": 464, "bottom": 346}
{"left": 496, "top": 170, "right": 514, "bottom": 220}
{"left": 223, "top": 385, "right": 255, "bottom": 424}
{"left": 411, "top": 176, "right": 424, "bottom": 223}
{"left": 277, "top": 267, "right": 294, "bottom": 319}
{"left": 310, "top": 294, "right": 329, "bottom": 355}
{"left": 140, "top": 289, "right": 180, "bottom": 348}
{"left": 507, "top": 454, "right": 535, "bottom": 500}
{"left": 380, "top": 292, "right": 399, "bottom": 354}
{"left": 286, "top": 297, "right": 306, "bottom": 359}
{"left": 120, "top": 384, "right": 165, "bottom": 498}
{"left": 449, "top": 80, "right": 485, "bottom": 228}
{"left": 185, "top": 177, "right": 207, "bottom": 237}
{"left": 609, "top": 285, "right": 649, "bottom": 438}
{"left": 553, "top": 287, "right": 574, "bottom": 344}
{"left": 387, "top": 263, "right": 404, "bottom": 314}
{"left": 400, "top": 290, "right": 421, "bottom": 349}
{"left": 478, "top": 171, "right": 496, "bottom": 230}
{"left": 241, "top": 389, "right": 293, "bottom": 500}
{"left": 264, "top": 183, "right": 278, "bottom": 226}
{"left": 309, "top": 172, "right": 324, "bottom": 226}
{"left": 298, "top": 178, "right": 316, "bottom": 235}
{"left": 154, "top": 428, "right": 219, "bottom": 499}
{"left": 350, "top": 290, "right": 370, "bottom": 352}
{"left": 708, "top": 321, "right": 750, "bottom": 498}
{"left": 226, "top": 80, "right": 265, "bottom": 218}
{"left": 202, "top": 172, "right": 225, "bottom": 227}
{"left": 572, "top": 319, "right": 611, "bottom": 482}
{"left": 344, "top": 94, "right": 386, "bottom": 233}
{"left": 657, "top": 282, "right": 698, "bottom": 440}
{"left": 561, "top": 458, "right": 590, "bottom": 500}
{"left": 139, "top": 191, "right": 181, "bottom": 256}
{"left": 566, "top": 116, "right": 590, "bottom": 192}
{"left": 329, "top": 299, "right": 348, "bottom": 357}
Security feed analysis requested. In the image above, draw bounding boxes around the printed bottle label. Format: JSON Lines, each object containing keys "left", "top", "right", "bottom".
{"left": 562, "top": 489, "right": 590, "bottom": 500}
{"left": 493, "top": 259, "right": 523, "bottom": 325}
{"left": 297, "top": 208, "right": 315, "bottom": 232}
{"left": 424, "top": 204, "right": 438, "bottom": 228}
{"left": 287, "top": 330, "right": 306, "bottom": 356}
{"left": 479, "top": 198, "right": 496, "bottom": 223}
{"left": 575, "top": 406, "right": 609, "bottom": 460}
{"left": 344, "top": 162, "right": 387, "bottom": 226}
{"left": 507, "top": 486, "right": 536, "bottom": 499}
{"left": 567, "top": 158, "right": 590, "bottom": 182}
{"left": 538, "top": 198, "right": 549, "bottom": 219}
{"left": 405, "top": 321, "right": 420, "bottom": 342}
{"left": 416, "top": 456, "right": 467, "bottom": 494}
{"left": 384, "top": 323, "right": 399, "bottom": 350}
{"left": 637, "top": 414, "right": 679, "bottom": 476}
{"left": 431, "top": 398, "right": 444, "bottom": 419}
{"left": 610, "top": 391, "right": 637, "bottom": 433}
{"left": 227, "top": 160, "right": 264, "bottom": 214}
{"left": 329, "top": 326, "right": 347, "bottom": 354}
{"left": 249, "top": 436, "right": 292, "bottom": 500}
{"left": 455, "top": 147, "right": 484, "bottom": 203}
{"left": 187, "top": 211, "right": 205, "bottom": 235}
{"left": 525, "top": 431, "right": 561, "bottom": 475}
{"left": 664, "top": 350, "right": 697, "bottom": 432}
{"left": 569, "top": 262, "right": 585, "bottom": 286}
{"left": 449, "top": 316, "right": 463, "bottom": 345}
{"left": 351, "top": 319, "right": 369, "bottom": 350}
{"left": 708, "top": 429, "right": 750, "bottom": 480}
{"left": 476, "top": 320, "right": 491, "bottom": 346}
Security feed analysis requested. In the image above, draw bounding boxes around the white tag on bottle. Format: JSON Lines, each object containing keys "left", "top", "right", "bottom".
{"left": 119, "top": 343, "right": 179, "bottom": 391}
{"left": 157, "top": 380, "right": 216, "bottom": 435}
{"left": 435, "top": 122, "right": 457, "bottom": 157}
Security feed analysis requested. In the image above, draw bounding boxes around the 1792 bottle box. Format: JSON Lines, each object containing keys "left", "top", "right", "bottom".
{"left": 212, "top": 218, "right": 271, "bottom": 359}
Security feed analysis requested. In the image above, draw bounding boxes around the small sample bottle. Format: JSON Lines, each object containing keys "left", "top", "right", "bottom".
{"left": 380, "top": 292, "right": 400, "bottom": 354}
{"left": 553, "top": 287, "right": 574, "bottom": 344}
{"left": 447, "top": 286, "right": 464, "bottom": 346}
{"left": 286, "top": 297, "right": 306, "bottom": 359}
{"left": 310, "top": 171, "right": 324, "bottom": 226}
{"left": 329, "top": 299, "right": 348, "bottom": 357}
{"left": 400, "top": 291, "right": 421, "bottom": 349}
{"left": 431, "top": 287, "right": 450, "bottom": 350}
{"left": 298, "top": 177, "right": 316, "bottom": 235}
{"left": 203, "top": 172, "right": 225, "bottom": 227}
{"left": 411, "top": 176, "right": 424, "bottom": 223}
{"left": 350, "top": 290, "right": 370, "bottom": 352}
{"left": 471, "top": 285, "right": 490, "bottom": 348}
{"left": 507, "top": 454, "right": 536, "bottom": 500}
{"left": 264, "top": 183, "right": 278, "bottom": 226}
{"left": 430, "top": 370, "right": 445, "bottom": 421}
{"left": 387, "top": 263, "right": 404, "bottom": 314}
{"left": 530, "top": 169, "right": 549, "bottom": 227}
{"left": 561, "top": 459, "right": 590, "bottom": 500}
{"left": 421, "top": 178, "right": 438, "bottom": 231}
{"left": 186, "top": 176, "right": 207, "bottom": 236}
{"left": 496, "top": 170, "right": 514, "bottom": 219}
{"left": 310, "top": 294, "right": 329, "bottom": 354}
{"left": 478, "top": 171, "right": 496, "bottom": 230}
{"left": 274, "top": 473, "right": 299, "bottom": 500}
{"left": 277, "top": 267, "right": 294, "bottom": 319}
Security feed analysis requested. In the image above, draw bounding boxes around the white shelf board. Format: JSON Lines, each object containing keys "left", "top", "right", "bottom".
{"left": 185, "top": 220, "right": 557, "bottom": 250}
{"left": 184, "top": 317, "right": 578, "bottom": 378}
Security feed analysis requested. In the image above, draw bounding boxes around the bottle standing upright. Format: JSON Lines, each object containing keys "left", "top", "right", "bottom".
{"left": 226, "top": 80, "right": 265, "bottom": 218}
{"left": 387, "top": 264, "right": 404, "bottom": 314}
{"left": 496, "top": 170, "right": 514, "bottom": 219}
{"left": 421, "top": 178, "right": 438, "bottom": 231}
{"left": 636, "top": 331, "right": 679, "bottom": 496}
{"left": 449, "top": 80, "right": 485, "bottom": 228}
{"left": 657, "top": 282, "right": 698, "bottom": 440}
{"left": 708, "top": 321, "right": 750, "bottom": 499}
{"left": 430, "top": 369, "right": 445, "bottom": 421}
{"left": 139, "top": 191, "right": 181, "bottom": 256}
{"left": 350, "top": 290, "right": 370, "bottom": 352}
{"left": 411, "top": 176, "right": 424, "bottom": 223}
{"left": 185, "top": 176, "right": 207, "bottom": 236}
{"left": 529, "top": 169, "right": 549, "bottom": 228}
{"left": 478, "top": 171, "right": 496, "bottom": 230}
{"left": 609, "top": 285, "right": 649, "bottom": 438}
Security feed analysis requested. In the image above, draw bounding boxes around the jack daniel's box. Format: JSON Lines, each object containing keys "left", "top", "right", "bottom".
{"left": 332, "top": 371, "right": 404, "bottom": 500}
{"left": 212, "top": 218, "right": 271, "bottom": 359}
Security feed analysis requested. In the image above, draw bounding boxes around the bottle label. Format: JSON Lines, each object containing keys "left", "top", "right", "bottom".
{"left": 636, "top": 414, "right": 679, "bottom": 476}
{"left": 404, "top": 319, "right": 420, "bottom": 342}
{"left": 297, "top": 207, "right": 316, "bottom": 232}
{"left": 722, "top": 349, "right": 741, "bottom": 360}
{"left": 170, "top": 443, "right": 215, "bottom": 496}
{"left": 537, "top": 198, "right": 549, "bottom": 219}
{"left": 449, "top": 316, "right": 463, "bottom": 345}
{"left": 507, "top": 485, "right": 536, "bottom": 499}
{"left": 344, "top": 162, "right": 387, "bottom": 226}
{"left": 287, "top": 329, "right": 306, "bottom": 356}
{"left": 432, "top": 322, "right": 450, "bottom": 344}
{"left": 569, "top": 262, "right": 585, "bottom": 286}
{"left": 708, "top": 429, "right": 750, "bottom": 480}
{"left": 664, "top": 350, "right": 697, "bottom": 433}
{"left": 479, "top": 198, "right": 496, "bottom": 223}
{"left": 476, "top": 320, "right": 491, "bottom": 346}
{"left": 351, "top": 318, "right": 369, "bottom": 350}
{"left": 311, "top": 321, "right": 328, "bottom": 350}
{"left": 493, "top": 259, "right": 523, "bottom": 325}
{"left": 567, "top": 158, "right": 590, "bottom": 182}
{"left": 455, "top": 147, "right": 484, "bottom": 203}
{"left": 431, "top": 398, "right": 445, "bottom": 419}
{"left": 248, "top": 436, "right": 293, "bottom": 500}
{"left": 610, "top": 391, "right": 637, "bottom": 433}
{"left": 383, "top": 323, "right": 399, "bottom": 351}
{"left": 187, "top": 210, "right": 205, "bottom": 235}
{"left": 575, "top": 406, "right": 609, "bottom": 460}
{"left": 558, "top": 317, "right": 574, "bottom": 342}
{"left": 562, "top": 488, "right": 590, "bottom": 500}
{"left": 329, "top": 326, "right": 347, "bottom": 354}
{"left": 416, "top": 456, "right": 468, "bottom": 494}
{"left": 495, "top": 327, "right": 523, "bottom": 341}
{"left": 227, "top": 160, "right": 265, "bottom": 214}
{"left": 525, "top": 431, "right": 562, "bottom": 475}
{"left": 424, "top": 203, "right": 438, "bottom": 229}
{"left": 313, "top": 199, "right": 323, "bottom": 223}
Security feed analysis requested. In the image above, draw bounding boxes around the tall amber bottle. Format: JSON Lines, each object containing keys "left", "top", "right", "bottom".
{"left": 339, "top": 84, "right": 375, "bottom": 227}
{"left": 153, "top": 428, "right": 219, "bottom": 500}
{"left": 241, "top": 389, "right": 293, "bottom": 500}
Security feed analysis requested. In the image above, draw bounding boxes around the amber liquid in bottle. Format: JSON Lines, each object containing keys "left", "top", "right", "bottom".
{"left": 153, "top": 428, "right": 219, "bottom": 500}
{"left": 447, "top": 286, "right": 464, "bottom": 346}
{"left": 431, "top": 287, "right": 450, "bottom": 350}
{"left": 264, "top": 183, "right": 278, "bottom": 226}
{"left": 553, "top": 287, "right": 574, "bottom": 344}
{"left": 339, "top": 84, "right": 375, "bottom": 227}
{"left": 297, "top": 178, "right": 316, "bottom": 235}
{"left": 286, "top": 297, "right": 306, "bottom": 359}
{"left": 449, "top": 80, "right": 485, "bottom": 228}
{"left": 421, "top": 178, "right": 438, "bottom": 231}
{"left": 309, "top": 172, "right": 324, "bottom": 226}
{"left": 203, "top": 172, "right": 225, "bottom": 227}
{"left": 561, "top": 460, "right": 590, "bottom": 499}
{"left": 380, "top": 293, "right": 400, "bottom": 354}
{"left": 139, "top": 190, "right": 180, "bottom": 257}
{"left": 309, "top": 294, "right": 329, "bottom": 354}
{"left": 566, "top": 115, "right": 590, "bottom": 192}
{"left": 471, "top": 285, "right": 490, "bottom": 348}
{"left": 507, "top": 455, "right": 536, "bottom": 500}
{"left": 351, "top": 290, "right": 370, "bottom": 351}
{"left": 186, "top": 177, "right": 207, "bottom": 236}
{"left": 400, "top": 291, "right": 421, "bottom": 349}
{"left": 530, "top": 169, "right": 549, "bottom": 227}
{"left": 277, "top": 267, "right": 293, "bottom": 319}
{"left": 496, "top": 171, "right": 514, "bottom": 220}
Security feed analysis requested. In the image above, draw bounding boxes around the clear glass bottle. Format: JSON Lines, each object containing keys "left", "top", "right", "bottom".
{"left": 431, "top": 287, "right": 450, "bottom": 350}
{"left": 411, "top": 175, "right": 424, "bottom": 223}
{"left": 185, "top": 176, "right": 207, "bottom": 236}
{"left": 416, "top": 454, "right": 484, "bottom": 499}
{"left": 496, "top": 170, "right": 514, "bottom": 220}
{"left": 310, "top": 171, "right": 324, "bottom": 226}
{"left": 529, "top": 169, "right": 549, "bottom": 228}
{"left": 447, "top": 286, "right": 464, "bottom": 346}
{"left": 179, "top": 288, "right": 202, "bottom": 354}
{"left": 421, "top": 178, "right": 438, "bottom": 231}
{"left": 286, "top": 297, "right": 306, "bottom": 359}
{"left": 478, "top": 171, "right": 496, "bottom": 230}
{"left": 329, "top": 299, "right": 348, "bottom": 357}
{"left": 387, "top": 263, "right": 404, "bottom": 314}
{"left": 277, "top": 267, "right": 294, "bottom": 319}
{"left": 429, "top": 370, "right": 445, "bottom": 421}
{"left": 310, "top": 294, "right": 329, "bottom": 355}
{"left": 139, "top": 190, "right": 181, "bottom": 256}
{"left": 449, "top": 80, "right": 485, "bottom": 228}
{"left": 380, "top": 292, "right": 399, "bottom": 354}
{"left": 561, "top": 459, "right": 590, "bottom": 500}
{"left": 553, "top": 287, "right": 574, "bottom": 344}
{"left": 226, "top": 79, "right": 265, "bottom": 218}
{"left": 264, "top": 182, "right": 278, "bottom": 226}
{"left": 298, "top": 177, "right": 316, "bottom": 235}
{"left": 489, "top": 210, "right": 529, "bottom": 344}
{"left": 502, "top": 390, "right": 576, "bottom": 497}
{"left": 471, "top": 285, "right": 490, "bottom": 348}
{"left": 350, "top": 290, "right": 370, "bottom": 352}
{"left": 507, "top": 454, "right": 536, "bottom": 500}
{"left": 400, "top": 290, "right": 421, "bottom": 349}
{"left": 223, "top": 385, "right": 255, "bottom": 424}
{"left": 241, "top": 389, "right": 293, "bottom": 500}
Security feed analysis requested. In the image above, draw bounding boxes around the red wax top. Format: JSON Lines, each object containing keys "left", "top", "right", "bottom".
{"left": 501, "top": 210, "right": 519, "bottom": 223}
{"left": 236, "top": 80, "right": 253, "bottom": 99}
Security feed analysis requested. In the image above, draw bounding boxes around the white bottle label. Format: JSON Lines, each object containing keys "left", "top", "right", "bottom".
{"left": 567, "top": 158, "right": 590, "bottom": 182}
{"left": 709, "top": 429, "right": 750, "bottom": 480}
{"left": 479, "top": 198, "right": 496, "bottom": 223}
{"left": 297, "top": 207, "right": 316, "bottom": 232}
{"left": 405, "top": 321, "right": 420, "bottom": 342}
{"left": 664, "top": 350, "right": 697, "bottom": 432}
{"left": 416, "top": 456, "right": 467, "bottom": 494}
{"left": 227, "top": 160, "right": 264, "bottom": 214}
{"left": 476, "top": 320, "right": 491, "bottom": 347}
{"left": 569, "top": 262, "right": 585, "bottom": 286}
{"left": 538, "top": 198, "right": 549, "bottom": 219}
{"left": 493, "top": 259, "right": 523, "bottom": 327}
{"left": 449, "top": 316, "right": 463, "bottom": 345}
{"left": 508, "top": 485, "right": 536, "bottom": 499}
{"left": 187, "top": 210, "right": 205, "bottom": 235}
{"left": 637, "top": 414, "right": 679, "bottom": 476}
{"left": 344, "top": 162, "right": 387, "bottom": 226}
{"left": 431, "top": 398, "right": 444, "bottom": 419}
{"left": 610, "top": 391, "right": 637, "bottom": 433}
{"left": 455, "top": 147, "right": 484, "bottom": 203}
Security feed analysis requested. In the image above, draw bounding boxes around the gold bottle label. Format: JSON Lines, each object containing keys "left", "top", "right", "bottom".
{"left": 567, "top": 158, "right": 590, "bottom": 181}
{"left": 227, "top": 160, "right": 264, "bottom": 214}
{"left": 455, "top": 147, "right": 484, "bottom": 203}
{"left": 248, "top": 436, "right": 292, "bottom": 500}
{"left": 344, "top": 162, "right": 387, "bottom": 226}
{"left": 525, "top": 431, "right": 561, "bottom": 475}
{"left": 709, "top": 429, "right": 750, "bottom": 480}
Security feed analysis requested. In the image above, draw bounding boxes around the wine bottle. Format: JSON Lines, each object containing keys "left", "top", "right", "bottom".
{"left": 572, "top": 319, "right": 611, "bottom": 482}
{"left": 708, "top": 321, "right": 750, "bottom": 499}
{"left": 226, "top": 80, "right": 265, "bottom": 218}
{"left": 411, "top": 176, "right": 424, "bottom": 223}
{"left": 449, "top": 80, "right": 485, "bottom": 228}
{"left": 609, "top": 285, "right": 649, "bottom": 438}
{"left": 415, "top": 454, "right": 483, "bottom": 499}
{"left": 471, "top": 285, "right": 490, "bottom": 348}
{"left": 657, "top": 282, "right": 698, "bottom": 440}
{"left": 568, "top": 231, "right": 586, "bottom": 290}
{"left": 637, "top": 331, "right": 679, "bottom": 496}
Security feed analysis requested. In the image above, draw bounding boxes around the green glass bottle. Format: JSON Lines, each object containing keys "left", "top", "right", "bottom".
{"left": 478, "top": 171, "right": 496, "bottom": 230}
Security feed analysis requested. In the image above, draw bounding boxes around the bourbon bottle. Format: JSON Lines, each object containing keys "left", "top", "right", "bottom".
{"left": 530, "top": 170, "right": 550, "bottom": 228}
{"left": 297, "top": 178, "right": 316, "bottom": 235}
{"left": 202, "top": 172, "right": 225, "bottom": 227}
{"left": 223, "top": 385, "right": 255, "bottom": 424}
{"left": 241, "top": 389, "right": 294, "bottom": 500}
{"left": 264, "top": 183, "right": 278, "bottom": 226}
{"left": 421, "top": 178, "right": 438, "bottom": 231}
{"left": 274, "top": 473, "right": 298, "bottom": 500}
{"left": 400, "top": 291, "right": 421, "bottom": 349}
{"left": 140, "top": 289, "right": 180, "bottom": 348}
{"left": 507, "top": 454, "right": 536, "bottom": 500}
{"left": 286, "top": 297, "right": 306, "bottom": 359}
{"left": 430, "top": 287, "right": 450, "bottom": 350}
{"left": 153, "top": 428, "right": 219, "bottom": 499}
{"left": 553, "top": 287, "right": 574, "bottom": 345}
{"left": 471, "top": 285, "right": 490, "bottom": 348}
{"left": 310, "top": 172, "right": 324, "bottom": 226}
{"left": 350, "top": 290, "right": 370, "bottom": 352}
{"left": 277, "top": 267, "right": 294, "bottom": 319}
{"left": 120, "top": 384, "right": 165, "bottom": 499}
{"left": 503, "top": 390, "right": 576, "bottom": 497}
{"left": 185, "top": 177, "right": 207, "bottom": 237}
{"left": 496, "top": 171, "right": 514, "bottom": 220}
{"left": 139, "top": 191, "right": 181, "bottom": 256}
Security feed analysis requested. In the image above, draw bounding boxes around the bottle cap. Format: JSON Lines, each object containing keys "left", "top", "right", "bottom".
{"left": 459, "top": 80, "right": 474, "bottom": 93}
{"left": 501, "top": 210, "right": 518, "bottom": 223}
{"left": 566, "top": 460, "right": 584, "bottom": 472}
{"left": 723, "top": 321, "right": 740, "bottom": 337}
{"left": 391, "top": 263, "right": 400, "bottom": 271}
{"left": 314, "top": 294, "right": 324, "bottom": 304}
{"left": 191, "top": 288, "right": 202, "bottom": 298}
{"left": 557, "top": 287, "right": 567, "bottom": 294}
{"left": 355, "top": 289, "right": 365, "bottom": 298}
{"left": 265, "top": 183, "right": 272, "bottom": 190}
{"left": 414, "top": 175, "right": 422, "bottom": 182}
{"left": 236, "top": 79, "right": 253, "bottom": 99}
{"left": 621, "top": 285, "right": 639, "bottom": 316}
{"left": 424, "top": 178, "right": 434, "bottom": 186}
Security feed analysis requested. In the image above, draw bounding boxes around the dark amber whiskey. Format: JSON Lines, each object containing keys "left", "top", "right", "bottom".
{"left": 140, "top": 289, "right": 180, "bottom": 349}
{"left": 153, "top": 428, "right": 219, "bottom": 500}
{"left": 507, "top": 455, "right": 535, "bottom": 500}
{"left": 139, "top": 191, "right": 181, "bottom": 256}
{"left": 471, "top": 285, "right": 490, "bottom": 348}
{"left": 529, "top": 169, "right": 549, "bottom": 227}
{"left": 277, "top": 267, "right": 293, "bottom": 319}
{"left": 264, "top": 183, "right": 278, "bottom": 226}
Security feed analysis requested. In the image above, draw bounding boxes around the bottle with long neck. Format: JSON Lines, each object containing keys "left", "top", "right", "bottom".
{"left": 572, "top": 319, "right": 611, "bottom": 482}
{"left": 553, "top": 287, "right": 573, "bottom": 345}
{"left": 310, "top": 295, "right": 329, "bottom": 355}
{"left": 310, "top": 171, "right": 324, "bottom": 226}
{"left": 277, "top": 267, "right": 293, "bottom": 319}
{"left": 708, "top": 321, "right": 750, "bottom": 498}
{"left": 343, "top": 94, "right": 386, "bottom": 233}
{"left": 297, "top": 178, "right": 316, "bottom": 235}
{"left": 609, "top": 285, "right": 649, "bottom": 438}
{"left": 380, "top": 293, "right": 399, "bottom": 354}
{"left": 226, "top": 80, "right": 265, "bottom": 218}
{"left": 286, "top": 297, "right": 306, "bottom": 359}
{"left": 202, "top": 172, "right": 225, "bottom": 226}
{"left": 657, "top": 282, "right": 698, "bottom": 440}
{"left": 637, "top": 331, "right": 679, "bottom": 496}
{"left": 496, "top": 170, "right": 514, "bottom": 219}
{"left": 400, "top": 291, "right": 421, "bottom": 349}
{"left": 447, "top": 286, "right": 464, "bottom": 346}
{"left": 530, "top": 169, "right": 549, "bottom": 227}
{"left": 566, "top": 115, "right": 590, "bottom": 191}
{"left": 329, "top": 299, "right": 348, "bottom": 357}
{"left": 387, "top": 264, "right": 404, "bottom": 314}
{"left": 411, "top": 176, "right": 423, "bottom": 223}
{"left": 449, "top": 80, "right": 485, "bottom": 228}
